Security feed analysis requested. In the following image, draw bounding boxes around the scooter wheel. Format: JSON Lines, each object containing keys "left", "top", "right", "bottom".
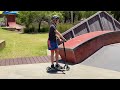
{"left": 66, "top": 66, "right": 70, "bottom": 71}
{"left": 46, "top": 67, "right": 51, "bottom": 71}
{"left": 63, "top": 65, "right": 66, "bottom": 69}
{"left": 64, "top": 65, "right": 70, "bottom": 71}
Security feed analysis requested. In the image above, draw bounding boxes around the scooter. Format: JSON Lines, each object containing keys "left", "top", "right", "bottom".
{"left": 62, "top": 42, "right": 70, "bottom": 71}
{"left": 46, "top": 41, "right": 70, "bottom": 73}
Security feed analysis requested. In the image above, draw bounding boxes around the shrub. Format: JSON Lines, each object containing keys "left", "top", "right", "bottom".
{"left": 39, "top": 22, "right": 49, "bottom": 32}
{"left": 23, "top": 22, "right": 74, "bottom": 34}
{"left": 39, "top": 26, "right": 49, "bottom": 33}
{"left": 23, "top": 27, "right": 35, "bottom": 33}
{"left": 57, "top": 23, "right": 73, "bottom": 33}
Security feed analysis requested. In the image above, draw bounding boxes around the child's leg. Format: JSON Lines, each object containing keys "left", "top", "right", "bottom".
{"left": 55, "top": 49, "right": 62, "bottom": 69}
{"left": 55, "top": 49, "right": 59, "bottom": 64}
{"left": 51, "top": 50, "right": 55, "bottom": 65}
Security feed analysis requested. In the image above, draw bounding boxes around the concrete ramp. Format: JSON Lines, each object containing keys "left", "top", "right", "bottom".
{"left": 81, "top": 43, "right": 120, "bottom": 72}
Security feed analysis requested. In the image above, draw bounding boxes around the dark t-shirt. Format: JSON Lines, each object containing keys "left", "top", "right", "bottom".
{"left": 48, "top": 24, "right": 57, "bottom": 42}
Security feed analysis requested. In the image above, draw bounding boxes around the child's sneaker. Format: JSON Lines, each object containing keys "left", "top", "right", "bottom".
{"left": 50, "top": 64, "right": 55, "bottom": 70}
{"left": 51, "top": 64, "right": 55, "bottom": 68}
{"left": 55, "top": 64, "right": 63, "bottom": 70}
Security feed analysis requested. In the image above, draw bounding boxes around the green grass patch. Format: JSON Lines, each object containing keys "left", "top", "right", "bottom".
{"left": 0, "top": 29, "right": 48, "bottom": 59}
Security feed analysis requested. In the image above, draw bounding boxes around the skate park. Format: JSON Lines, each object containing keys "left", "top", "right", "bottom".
{"left": 1, "top": 11, "right": 120, "bottom": 79}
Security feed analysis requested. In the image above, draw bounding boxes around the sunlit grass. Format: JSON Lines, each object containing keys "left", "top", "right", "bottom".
{"left": 0, "top": 29, "right": 48, "bottom": 59}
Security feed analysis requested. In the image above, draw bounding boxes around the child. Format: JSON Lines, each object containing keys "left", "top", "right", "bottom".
{"left": 48, "top": 15, "right": 67, "bottom": 70}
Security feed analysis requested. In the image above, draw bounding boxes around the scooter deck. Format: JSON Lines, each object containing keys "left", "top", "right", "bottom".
{"left": 46, "top": 67, "right": 65, "bottom": 74}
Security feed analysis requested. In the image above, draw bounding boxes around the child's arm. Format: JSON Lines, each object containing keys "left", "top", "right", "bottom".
{"left": 56, "top": 34, "right": 61, "bottom": 41}
{"left": 55, "top": 30, "right": 67, "bottom": 42}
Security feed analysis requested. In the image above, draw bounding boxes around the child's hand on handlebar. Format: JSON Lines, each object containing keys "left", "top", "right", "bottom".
{"left": 63, "top": 38, "right": 67, "bottom": 42}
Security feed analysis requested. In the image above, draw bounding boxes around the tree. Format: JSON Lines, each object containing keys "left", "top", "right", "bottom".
{"left": 62, "top": 11, "right": 71, "bottom": 23}
{"left": 17, "top": 11, "right": 35, "bottom": 28}
{"left": 79, "top": 11, "right": 98, "bottom": 19}
{"left": 111, "top": 11, "right": 120, "bottom": 21}
{"left": 33, "top": 11, "right": 46, "bottom": 32}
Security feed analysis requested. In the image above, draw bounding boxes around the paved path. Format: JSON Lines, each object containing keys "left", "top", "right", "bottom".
{"left": 1, "top": 43, "right": 120, "bottom": 79}
{"left": 0, "top": 62, "right": 120, "bottom": 79}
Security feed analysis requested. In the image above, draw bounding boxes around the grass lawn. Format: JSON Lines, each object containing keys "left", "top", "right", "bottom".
{"left": 0, "top": 29, "right": 48, "bottom": 60}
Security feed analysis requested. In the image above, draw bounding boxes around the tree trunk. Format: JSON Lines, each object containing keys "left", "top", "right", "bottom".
{"left": 70, "top": 11, "right": 73, "bottom": 24}
{"left": 47, "top": 19, "right": 51, "bottom": 26}
{"left": 38, "top": 21, "right": 41, "bottom": 32}
{"left": 64, "top": 16, "right": 67, "bottom": 23}
{"left": 73, "top": 12, "right": 75, "bottom": 23}
{"left": 26, "top": 24, "right": 29, "bottom": 29}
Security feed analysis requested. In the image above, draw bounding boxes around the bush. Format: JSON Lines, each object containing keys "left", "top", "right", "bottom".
{"left": 57, "top": 23, "right": 73, "bottom": 33}
{"left": 23, "top": 27, "right": 35, "bottom": 33}
{"left": 39, "top": 22, "right": 49, "bottom": 33}
{"left": 23, "top": 22, "right": 49, "bottom": 33}
{"left": 39, "top": 26, "right": 49, "bottom": 33}
{"left": 23, "top": 22, "right": 74, "bottom": 34}
{"left": 23, "top": 28, "right": 29, "bottom": 33}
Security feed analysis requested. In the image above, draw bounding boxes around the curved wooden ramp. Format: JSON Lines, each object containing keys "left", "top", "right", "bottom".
{"left": 59, "top": 31, "right": 120, "bottom": 64}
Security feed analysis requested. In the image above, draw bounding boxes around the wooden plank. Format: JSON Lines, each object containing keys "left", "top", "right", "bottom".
{"left": 21, "top": 57, "right": 28, "bottom": 64}
{"left": 101, "top": 16, "right": 108, "bottom": 30}
{"left": 5, "top": 59, "right": 10, "bottom": 66}
{"left": 43, "top": 56, "right": 49, "bottom": 62}
{"left": 114, "top": 21, "right": 120, "bottom": 30}
{"left": 112, "top": 17, "right": 117, "bottom": 31}
{"left": 0, "top": 60, "right": 6, "bottom": 66}
{"left": 46, "top": 56, "right": 51, "bottom": 62}
{"left": 106, "top": 15, "right": 114, "bottom": 30}
{"left": 39, "top": 56, "right": 46, "bottom": 63}
{"left": 32, "top": 56, "right": 40, "bottom": 63}
{"left": 74, "top": 23, "right": 89, "bottom": 36}
{"left": 35, "top": 56, "right": 45, "bottom": 63}
{"left": 14, "top": 58, "right": 20, "bottom": 65}
{"left": 13, "top": 58, "right": 19, "bottom": 65}
{"left": 0, "top": 60, "right": 3, "bottom": 66}
{"left": 72, "top": 30, "right": 75, "bottom": 38}
{"left": 98, "top": 14, "right": 104, "bottom": 30}
{"left": 86, "top": 21, "right": 90, "bottom": 32}
{"left": 36, "top": 56, "right": 44, "bottom": 63}
{"left": 25, "top": 57, "right": 32, "bottom": 64}
{"left": 28, "top": 57, "right": 36, "bottom": 64}
{"left": 17, "top": 58, "right": 23, "bottom": 65}
{"left": 9, "top": 58, "right": 14, "bottom": 65}
{"left": 0, "top": 60, "right": 2, "bottom": 66}
{"left": 44, "top": 56, "right": 61, "bottom": 62}
{"left": 89, "top": 15, "right": 102, "bottom": 31}
{"left": 104, "top": 11, "right": 120, "bottom": 28}
{"left": 0, "top": 55, "right": 62, "bottom": 66}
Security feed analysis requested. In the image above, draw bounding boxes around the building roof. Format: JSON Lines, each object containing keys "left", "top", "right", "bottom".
{"left": 0, "top": 11, "right": 3, "bottom": 14}
{"left": 3, "top": 11, "right": 18, "bottom": 15}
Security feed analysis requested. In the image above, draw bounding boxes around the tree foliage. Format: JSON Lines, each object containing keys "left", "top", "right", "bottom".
{"left": 16, "top": 11, "right": 120, "bottom": 33}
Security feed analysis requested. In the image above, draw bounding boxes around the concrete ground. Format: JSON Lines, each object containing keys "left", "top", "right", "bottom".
{"left": 1, "top": 43, "right": 120, "bottom": 79}
{"left": 0, "top": 62, "right": 120, "bottom": 79}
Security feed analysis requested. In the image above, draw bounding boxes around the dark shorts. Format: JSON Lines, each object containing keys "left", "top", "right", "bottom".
{"left": 48, "top": 40, "right": 58, "bottom": 50}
